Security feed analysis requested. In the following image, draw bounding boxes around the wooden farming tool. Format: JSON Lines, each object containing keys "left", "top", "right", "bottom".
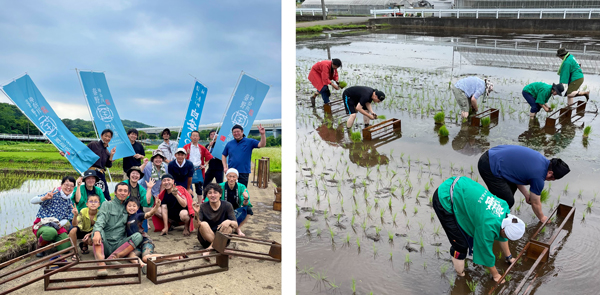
{"left": 146, "top": 249, "right": 228, "bottom": 284}
{"left": 362, "top": 118, "right": 401, "bottom": 141}
{"left": 43, "top": 257, "right": 141, "bottom": 290}
{"left": 212, "top": 232, "right": 281, "bottom": 262}
{"left": 323, "top": 99, "right": 349, "bottom": 117}
{"left": 0, "top": 238, "right": 77, "bottom": 295}
{"left": 471, "top": 108, "right": 499, "bottom": 127}
{"left": 545, "top": 100, "right": 587, "bottom": 131}
{"left": 273, "top": 187, "right": 282, "bottom": 211}
{"left": 488, "top": 204, "right": 575, "bottom": 295}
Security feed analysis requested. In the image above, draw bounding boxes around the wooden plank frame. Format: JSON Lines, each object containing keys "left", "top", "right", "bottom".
{"left": 323, "top": 98, "right": 346, "bottom": 116}
{"left": 43, "top": 258, "right": 142, "bottom": 290}
{"left": 146, "top": 249, "right": 228, "bottom": 284}
{"left": 362, "top": 118, "right": 401, "bottom": 141}
{"left": 212, "top": 232, "right": 281, "bottom": 262}
{"left": 545, "top": 100, "right": 587, "bottom": 130}
{"left": 487, "top": 204, "right": 576, "bottom": 295}
{"left": 470, "top": 108, "right": 499, "bottom": 127}
{"left": 0, "top": 238, "right": 77, "bottom": 295}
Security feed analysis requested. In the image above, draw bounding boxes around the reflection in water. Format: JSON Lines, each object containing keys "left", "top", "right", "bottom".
{"left": 311, "top": 108, "right": 398, "bottom": 167}
{"left": 451, "top": 122, "right": 491, "bottom": 155}
{"left": 518, "top": 117, "right": 578, "bottom": 157}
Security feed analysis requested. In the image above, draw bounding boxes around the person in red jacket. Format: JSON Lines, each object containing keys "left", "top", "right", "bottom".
{"left": 183, "top": 130, "right": 213, "bottom": 200}
{"left": 308, "top": 59, "right": 342, "bottom": 106}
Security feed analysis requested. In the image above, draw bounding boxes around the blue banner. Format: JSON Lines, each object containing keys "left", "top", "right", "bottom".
{"left": 178, "top": 81, "right": 208, "bottom": 148}
{"left": 78, "top": 71, "right": 135, "bottom": 161}
{"left": 1, "top": 74, "right": 99, "bottom": 173}
{"left": 211, "top": 73, "right": 270, "bottom": 158}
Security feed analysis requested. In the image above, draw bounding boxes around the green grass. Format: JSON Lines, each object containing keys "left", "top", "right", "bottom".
{"left": 438, "top": 125, "right": 449, "bottom": 137}
{"left": 251, "top": 147, "right": 282, "bottom": 173}
{"left": 296, "top": 24, "right": 368, "bottom": 34}
{"left": 433, "top": 112, "right": 444, "bottom": 124}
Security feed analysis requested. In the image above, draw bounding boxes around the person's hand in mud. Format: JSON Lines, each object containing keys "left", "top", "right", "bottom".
{"left": 461, "top": 111, "right": 470, "bottom": 119}
{"left": 332, "top": 82, "right": 340, "bottom": 91}
{"left": 371, "top": 112, "right": 378, "bottom": 119}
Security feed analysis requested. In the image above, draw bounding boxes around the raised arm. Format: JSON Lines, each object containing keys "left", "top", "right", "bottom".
{"left": 144, "top": 199, "right": 162, "bottom": 219}
{"left": 258, "top": 124, "right": 266, "bottom": 148}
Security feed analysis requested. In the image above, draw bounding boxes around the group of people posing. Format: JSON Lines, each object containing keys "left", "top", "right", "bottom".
{"left": 36, "top": 123, "right": 267, "bottom": 275}
{"left": 307, "top": 56, "right": 578, "bottom": 282}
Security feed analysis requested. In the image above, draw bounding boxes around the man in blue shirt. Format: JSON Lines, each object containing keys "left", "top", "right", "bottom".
{"left": 478, "top": 145, "right": 570, "bottom": 223}
{"left": 451, "top": 76, "right": 494, "bottom": 119}
{"left": 221, "top": 124, "right": 266, "bottom": 187}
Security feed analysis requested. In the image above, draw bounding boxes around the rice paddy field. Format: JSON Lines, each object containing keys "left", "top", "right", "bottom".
{"left": 296, "top": 30, "right": 600, "bottom": 294}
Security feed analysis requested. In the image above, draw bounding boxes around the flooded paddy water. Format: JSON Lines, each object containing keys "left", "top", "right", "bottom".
{"left": 296, "top": 29, "right": 600, "bottom": 294}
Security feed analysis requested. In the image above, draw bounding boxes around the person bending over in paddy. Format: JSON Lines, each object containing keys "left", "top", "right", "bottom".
{"left": 69, "top": 193, "right": 101, "bottom": 258}
{"left": 308, "top": 58, "right": 342, "bottom": 106}
{"left": 92, "top": 182, "right": 143, "bottom": 277}
{"left": 451, "top": 76, "right": 494, "bottom": 119}
{"left": 556, "top": 48, "right": 590, "bottom": 105}
{"left": 342, "top": 86, "right": 385, "bottom": 129}
{"left": 31, "top": 176, "right": 76, "bottom": 257}
{"left": 203, "top": 168, "right": 253, "bottom": 236}
{"left": 193, "top": 183, "right": 237, "bottom": 260}
{"left": 72, "top": 169, "right": 106, "bottom": 212}
{"left": 522, "top": 82, "right": 564, "bottom": 118}
{"left": 152, "top": 174, "right": 195, "bottom": 236}
{"left": 433, "top": 176, "right": 525, "bottom": 282}
{"left": 478, "top": 145, "right": 570, "bottom": 223}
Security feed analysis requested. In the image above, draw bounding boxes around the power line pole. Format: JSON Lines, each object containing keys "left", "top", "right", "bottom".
{"left": 321, "top": 0, "right": 327, "bottom": 20}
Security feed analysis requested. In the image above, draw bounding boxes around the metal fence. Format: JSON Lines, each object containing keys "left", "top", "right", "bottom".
{"left": 399, "top": 8, "right": 600, "bottom": 18}
{"left": 455, "top": 0, "right": 600, "bottom": 9}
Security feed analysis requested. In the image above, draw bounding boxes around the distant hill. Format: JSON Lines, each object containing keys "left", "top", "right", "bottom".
{"left": 0, "top": 102, "right": 152, "bottom": 137}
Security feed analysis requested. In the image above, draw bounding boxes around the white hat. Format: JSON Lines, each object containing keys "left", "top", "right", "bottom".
{"left": 502, "top": 214, "right": 526, "bottom": 240}
{"left": 226, "top": 168, "right": 239, "bottom": 177}
{"left": 175, "top": 147, "right": 187, "bottom": 155}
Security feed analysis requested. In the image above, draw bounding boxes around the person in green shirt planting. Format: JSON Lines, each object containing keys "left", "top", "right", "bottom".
{"left": 556, "top": 48, "right": 589, "bottom": 105}
{"left": 522, "top": 82, "right": 564, "bottom": 118}
{"left": 433, "top": 177, "right": 526, "bottom": 282}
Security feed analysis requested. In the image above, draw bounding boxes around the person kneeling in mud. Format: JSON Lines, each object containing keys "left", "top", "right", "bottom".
{"left": 92, "top": 182, "right": 143, "bottom": 277}
{"left": 342, "top": 86, "right": 385, "bottom": 129}
{"left": 193, "top": 183, "right": 237, "bottom": 260}
{"left": 433, "top": 176, "right": 526, "bottom": 282}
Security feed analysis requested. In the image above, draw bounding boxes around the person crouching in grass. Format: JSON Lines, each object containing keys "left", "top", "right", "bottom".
{"left": 69, "top": 194, "right": 101, "bottom": 258}
{"left": 193, "top": 183, "right": 237, "bottom": 260}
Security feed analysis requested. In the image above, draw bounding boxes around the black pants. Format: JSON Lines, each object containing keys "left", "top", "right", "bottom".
{"left": 478, "top": 151, "right": 517, "bottom": 208}
{"left": 96, "top": 171, "right": 111, "bottom": 201}
{"left": 432, "top": 189, "right": 471, "bottom": 260}
{"left": 193, "top": 182, "right": 203, "bottom": 199}
{"left": 203, "top": 169, "right": 224, "bottom": 187}
{"left": 238, "top": 173, "right": 250, "bottom": 187}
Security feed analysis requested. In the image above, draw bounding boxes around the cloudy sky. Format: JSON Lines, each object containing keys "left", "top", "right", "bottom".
{"left": 0, "top": 0, "right": 281, "bottom": 127}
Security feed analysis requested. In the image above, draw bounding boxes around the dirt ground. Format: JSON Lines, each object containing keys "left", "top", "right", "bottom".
{"left": 2, "top": 177, "right": 281, "bottom": 295}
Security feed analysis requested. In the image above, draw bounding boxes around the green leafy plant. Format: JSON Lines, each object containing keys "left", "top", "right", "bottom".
{"left": 584, "top": 126, "right": 592, "bottom": 137}
{"left": 481, "top": 116, "right": 491, "bottom": 127}
{"left": 540, "top": 189, "right": 549, "bottom": 203}
{"left": 438, "top": 125, "right": 449, "bottom": 137}
{"left": 351, "top": 131, "right": 362, "bottom": 142}
{"left": 434, "top": 111, "right": 445, "bottom": 124}
{"left": 338, "top": 81, "right": 348, "bottom": 89}
{"left": 466, "top": 280, "right": 478, "bottom": 292}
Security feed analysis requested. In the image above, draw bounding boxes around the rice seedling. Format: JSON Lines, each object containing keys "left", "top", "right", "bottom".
{"left": 329, "top": 227, "right": 335, "bottom": 241}
{"left": 424, "top": 182, "right": 430, "bottom": 192}
{"left": 402, "top": 203, "right": 407, "bottom": 213}
{"left": 362, "top": 220, "right": 367, "bottom": 231}
{"left": 438, "top": 125, "right": 449, "bottom": 137}
{"left": 317, "top": 228, "right": 322, "bottom": 237}
{"left": 419, "top": 237, "right": 424, "bottom": 249}
{"left": 373, "top": 242, "right": 378, "bottom": 255}
{"left": 346, "top": 233, "right": 351, "bottom": 244}
{"left": 351, "top": 131, "right": 362, "bottom": 142}
{"left": 351, "top": 215, "right": 355, "bottom": 226}
{"left": 388, "top": 197, "right": 392, "bottom": 208}
{"left": 418, "top": 222, "right": 424, "bottom": 231}
{"left": 573, "top": 198, "right": 577, "bottom": 206}
{"left": 380, "top": 208, "right": 385, "bottom": 218}
{"left": 375, "top": 225, "right": 382, "bottom": 236}
{"left": 481, "top": 116, "right": 491, "bottom": 127}
{"left": 414, "top": 207, "right": 418, "bottom": 214}
{"left": 388, "top": 231, "right": 394, "bottom": 241}
{"left": 587, "top": 200, "right": 594, "bottom": 210}
{"left": 405, "top": 253, "right": 411, "bottom": 263}
{"left": 505, "top": 274, "right": 512, "bottom": 282}
{"left": 540, "top": 189, "right": 549, "bottom": 203}
{"left": 336, "top": 213, "right": 342, "bottom": 224}
{"left": 583, "top": 126, "right": 592, "bottom": 137}
{"left": 393, "top": 212, "right": 398, "bottom": 223}
{"left": 305, "top": 221, "right": 311, "bottom": 232}
{"left": 434, "top": 111, "right": 445, "bottom": 124}
{"left": 564, "top": 183, "right": 569, "bottom": 193}
{"left": 466, "top": 280, "right": 478, "bottom": 292}
{"left": 583, "top": 211, "right": 587, "bottom": 220}
{"left": 440, "top": 263, "right": 448, "bottom": 274}
{"left": 352, "top": 278, "right": 356, "bottom": 294}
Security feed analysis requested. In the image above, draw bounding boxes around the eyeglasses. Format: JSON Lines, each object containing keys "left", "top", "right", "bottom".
{"left": 88, "top": 200, "right": 100, "bottom": 204}
{"left": 63, "top": 184, "right": 75, "bottom": 188}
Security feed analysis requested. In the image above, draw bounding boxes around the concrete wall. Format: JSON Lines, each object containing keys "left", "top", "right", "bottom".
{"left": 369, "top": 17, "right": 600, "bottom": 35}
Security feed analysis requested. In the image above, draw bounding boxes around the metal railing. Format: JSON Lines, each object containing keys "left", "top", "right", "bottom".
{"left": 370, "top": 8, "right": 400, "bottom": 18}
{"left": 296, "top": 8, "right": 328, "bottom": 16}
{"left": 400, "top": 8, "right": 600, "bottom": 19}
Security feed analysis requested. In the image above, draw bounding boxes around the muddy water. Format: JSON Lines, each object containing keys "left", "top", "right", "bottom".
{"left": 0, "top": 179, "right": 119, "bottom": 237}
{"left": 296, "top": 30, "right": 600, "bottom": 294}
